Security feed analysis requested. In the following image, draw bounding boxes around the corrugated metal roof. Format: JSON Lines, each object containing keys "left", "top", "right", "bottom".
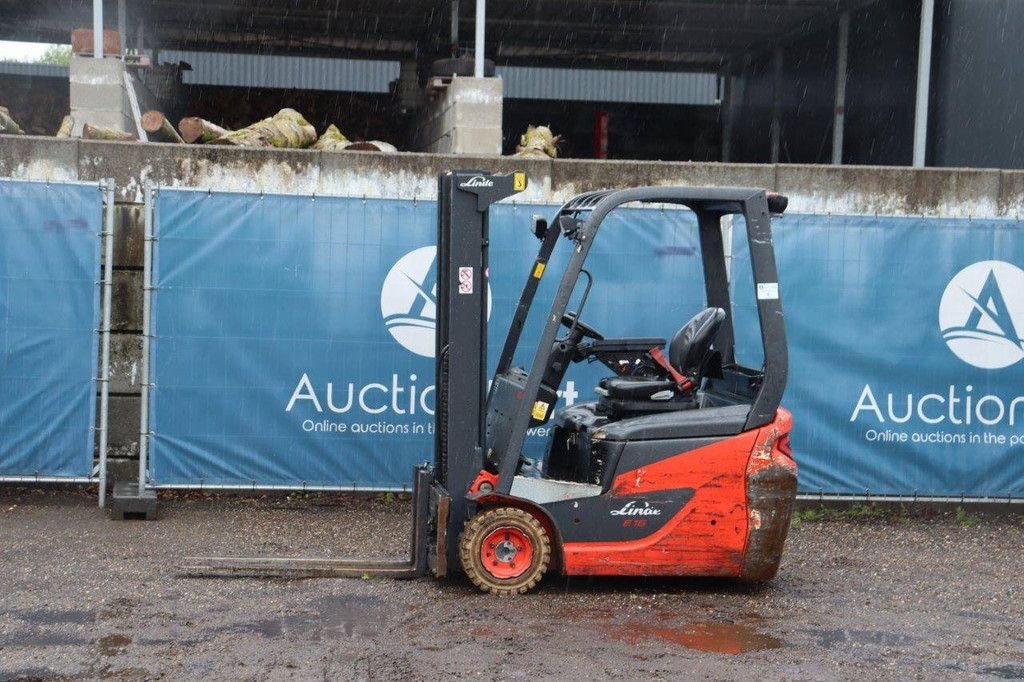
{"left": 0, "top": 61, "right": 69, "bottom": 78}
{"left": 497, "top": 66, "right": 719, "bottom": 105}
{"left": 160, "top": 50, "right": 400, "bottom": 93}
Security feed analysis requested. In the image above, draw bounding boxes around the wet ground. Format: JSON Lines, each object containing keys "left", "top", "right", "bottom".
{"left": 1, "top": 487, "right": 1022, "bottom": 681}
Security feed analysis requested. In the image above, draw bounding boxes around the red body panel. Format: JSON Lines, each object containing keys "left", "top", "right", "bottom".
{"left": 560, "top": 409, "right": 795, "bottom": 577}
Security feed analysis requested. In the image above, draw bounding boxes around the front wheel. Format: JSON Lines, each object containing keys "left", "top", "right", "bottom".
{"left": 459, "top": 507, "right": 551, "bottom": 595}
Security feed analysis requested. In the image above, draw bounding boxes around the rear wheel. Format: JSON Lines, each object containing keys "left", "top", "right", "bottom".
{"left": 460, "top": 507, "right": 551, "bottom": 595}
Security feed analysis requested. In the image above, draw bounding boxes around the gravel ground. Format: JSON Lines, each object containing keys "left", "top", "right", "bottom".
{"left": 0, "top": 487, "right": 1022, "bottom": 681}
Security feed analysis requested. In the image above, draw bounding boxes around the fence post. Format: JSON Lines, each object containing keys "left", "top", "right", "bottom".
{"left": 139, "top": 180, "right": 154, "bottom": 491}
{"left": 97, "top": 179, "right": 115, "bottom": 507}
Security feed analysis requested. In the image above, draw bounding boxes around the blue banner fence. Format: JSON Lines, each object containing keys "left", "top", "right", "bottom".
{"left": 0, "top": 178, "right": 114, "bottom": 495}
{"left": 141, "top": 187, "right": 1024, "bottom": 500}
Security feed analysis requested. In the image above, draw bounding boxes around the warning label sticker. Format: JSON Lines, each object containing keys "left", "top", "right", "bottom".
{"left": 458, "top": 267, "right": 473, "bottom": 294}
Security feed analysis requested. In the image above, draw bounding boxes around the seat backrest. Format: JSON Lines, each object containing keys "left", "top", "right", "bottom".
{"left": 668, "top": 307, "right": 726, "bottom": 373}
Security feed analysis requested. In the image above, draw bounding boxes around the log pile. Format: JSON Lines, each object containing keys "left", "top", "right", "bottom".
{"left": 208, "top": 108, "right": 317, "bottom": 148}
{"left": 82, "top": 124, "right": 136, "bottom": 141}
{"left": 514, "top": 125, "right": 560, "bottom": 159}
{"left": 312, "top": 124, "right": 350, "bottom": 150}
{"left": 142, "top": 111, "right": 185, "bottom": 143}
{"left": 178, "top": 117, "right": 230, "bottom": 144}
{"left": 56, "top": 115, "right": 74, "bottom": 138}
{"left": 28, "top": 102, "right": 399, "bottom": 152}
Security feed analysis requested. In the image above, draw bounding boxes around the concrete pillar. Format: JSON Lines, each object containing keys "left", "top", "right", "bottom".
{"left": 117, "top": 0, "right": 126, "bottom": 57}
{"left": 93, "top": 0, "right": 103, "bottom": 60}
{"left": 913, "top": 0, "right": 935, "bottom": 167}
{"left": 70, "top": 55, "right": 135, "bottom": 135}
{"left": 770, "top": 46, "right": 783, "bottom": 164}
{"left": 720, "top": 69, "right": 733, "bottom": 162}
{"left": 451, "top": 0, "right": 460, "bottom": 50}
{"left": 474, "top": 0, "right": 486, "bottom": 78}
{"left": 832, "top": 12, "right": 850, "bottom": 165}
{"left": 722, "top": 53, "right": 750, "bottom": 163}
{"left": 413, "top": 77, "right": 503, "bottom": 154}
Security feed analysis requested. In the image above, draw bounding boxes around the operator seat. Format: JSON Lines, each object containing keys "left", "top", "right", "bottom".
{"left": 595, "top": 307, "right": 726, "bottom": 417}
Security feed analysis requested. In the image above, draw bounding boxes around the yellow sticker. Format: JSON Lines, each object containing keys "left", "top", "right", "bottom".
{"left": 531, "top": 400, "right": 549, "bottom": 421}
{"left": 513, "top": 172, "right": 527, "bottom": 191}
{"left": 532, "top": 262, "right": 546, "bottom": 279}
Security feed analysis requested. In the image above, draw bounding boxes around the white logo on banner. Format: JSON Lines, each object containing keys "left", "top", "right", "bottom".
{"left": 939, "top": 260, "right": 1024, "bottom": 370}
{"left": 381, "top": 247, "right": 491, "bottom": 358}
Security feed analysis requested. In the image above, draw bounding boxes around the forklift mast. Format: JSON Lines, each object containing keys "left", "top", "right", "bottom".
{"left": 434, "top": 170, "right": 526, "bottom": 570}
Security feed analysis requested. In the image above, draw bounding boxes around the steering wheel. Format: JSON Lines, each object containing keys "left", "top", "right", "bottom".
{"left": 561, "top": 311, "right": 605, "bottom": 340}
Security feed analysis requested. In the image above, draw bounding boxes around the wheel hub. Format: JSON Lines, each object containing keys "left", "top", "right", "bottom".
{"left": 480, "top": 527, "right": 534, "bottom": 580}
{"left": 494, "top": 539, "right": 518, "bottom": 563}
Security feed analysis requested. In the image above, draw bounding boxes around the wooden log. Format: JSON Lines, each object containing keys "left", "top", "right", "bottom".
{"left": 514, "top": 124, "right": 560, "bottom": 159}
{"left": 209, "top": 108, "right": 317, "bottom": 148}
{"left": 342, "top": 141, "right": 398, "bottom": 153}
{"left": 178, "top": 117, "right": 230, "bottom": 144}
{"left": 56, "top": 115, "right": 74, "bottom": 138}
{"left": 0, "top": 106, "right": 25, "bottom": 135}
{"left": 82, "top": 124, "right": 136, "bottom": 141}
{"left": 142, "top": 111, "right": 185, "bottom": 143}
{"left": 311, "top": 124, "right": 351, "bottom": 151}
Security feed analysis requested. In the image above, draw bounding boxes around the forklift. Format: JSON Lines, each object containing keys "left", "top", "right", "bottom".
{"left": 187, "top": 171, "right": 797, "bottom": 595}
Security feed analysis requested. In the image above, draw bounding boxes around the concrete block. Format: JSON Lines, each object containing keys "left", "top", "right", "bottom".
{"left": 104, "top": 333, "right": 143, "bottom": 394}
{"left": 70, "top": 110, "right": 133, "bottom": 135}
{"left": 99, "top": 394, "right": 140, "bottom": 449}
{"left": 111, "top": 203, "right": 144, "bottom": 268}
{"left": 110, "top": 482, "right": 158, "bottom": 520}
{"left": 451, "top": 126, "right": 502, "bottom": 155}
{"left": 113, "top": 270, "right": 143, "bottom": 332}
{"left": 452, "top": 102, "right": 502, "bottom": 128}
{"left": 70, "top": 82, "right": 126, "bottom": 112}
{"left": 70, "top": 55, "right": 125, "bottom": 86}
{"left": 449, "top": 76, "right": 503, "bottom": 105}
{"left": 0, "top": 136, "right": 79, "bottom": 182}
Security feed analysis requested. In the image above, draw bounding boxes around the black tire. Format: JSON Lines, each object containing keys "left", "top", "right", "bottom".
{"left": 459, "top": 507, "right": 551, "bottom": 595}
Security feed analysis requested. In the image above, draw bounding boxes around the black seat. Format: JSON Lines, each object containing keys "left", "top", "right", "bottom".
{"left": 596, "top": 307, "right": 726, "bottom": 416}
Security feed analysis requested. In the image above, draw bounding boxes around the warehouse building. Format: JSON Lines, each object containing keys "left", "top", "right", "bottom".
{"left": 0, "top": 0, "right": 1021, "bottom": 167}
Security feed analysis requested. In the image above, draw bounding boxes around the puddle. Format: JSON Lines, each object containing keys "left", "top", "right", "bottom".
{"left": 803, "top": 628, "right": 915, "bottom": 649}
{"left": 212, "top": 595, "right": 387, "bottom": 641}
{"left": 18, "top": 608, "right": 94, "bottom": 625}
{"left": 0, "top": 631, "right": 91, "bottom": 647}
{"left": 604, "top": 621, "right": 784, "bottom": 655}
{"left": 98, "top": 633, "right": 132, "bottom": 656}
{"left": 980, "top": 664, "right": 1024, "bottom": 680}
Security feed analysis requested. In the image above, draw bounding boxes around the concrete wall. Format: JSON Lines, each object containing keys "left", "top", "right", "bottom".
{"left": 2, "top": 136, "right": 1023, "bottom": 477}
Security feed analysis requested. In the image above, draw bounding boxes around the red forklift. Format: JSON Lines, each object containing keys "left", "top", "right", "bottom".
{"left": 188, "top": 171, "right": 797, "bottom": 595}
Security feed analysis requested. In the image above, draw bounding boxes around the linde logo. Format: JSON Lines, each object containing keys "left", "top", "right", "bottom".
{"left": 380, "top": 246, "right": 491, "bottom": 358}
{"left": 459, "top": 175, "right": 493, "bottom": 188}
{"left": 939, "top": 260, "right": 1024, "bottom": 370}
{"left": 609, "top": 501, "right": 661, "bottom": 517}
